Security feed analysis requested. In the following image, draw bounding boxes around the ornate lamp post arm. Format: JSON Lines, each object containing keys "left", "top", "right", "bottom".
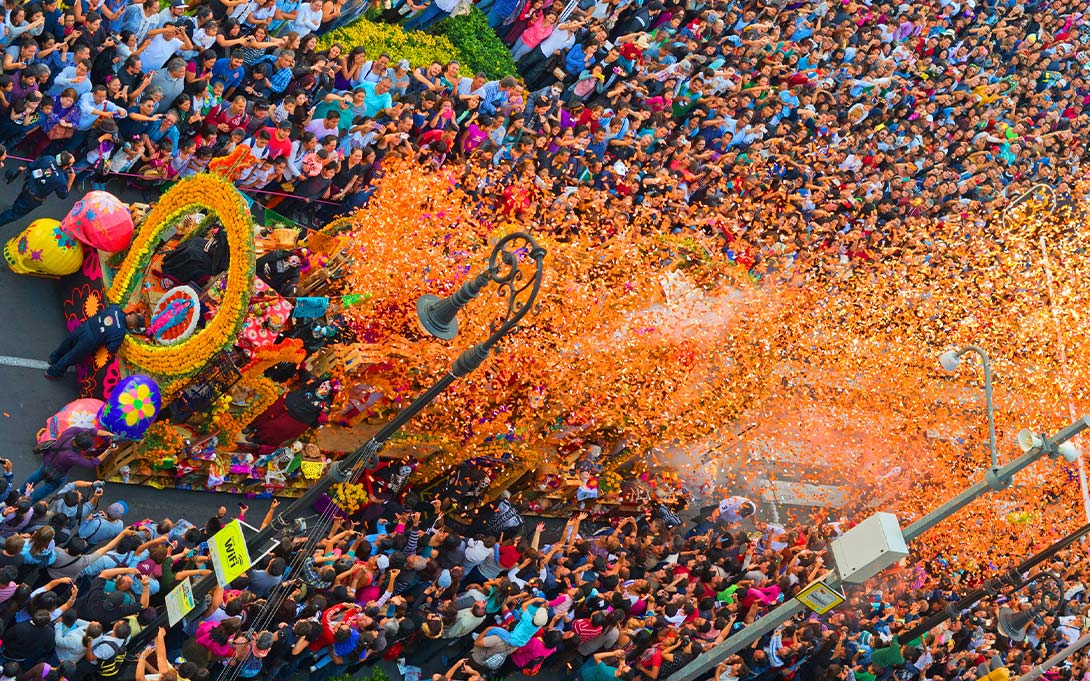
{"left": 130, "top": 233, "right": 546, "bottom": 649}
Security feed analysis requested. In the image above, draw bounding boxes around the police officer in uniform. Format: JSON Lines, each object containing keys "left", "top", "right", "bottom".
{"left": 45, "top": 303, "right": 145, "bottom": 380}
{"left": 0, "top": 152, "right": 77, "bottom": 227}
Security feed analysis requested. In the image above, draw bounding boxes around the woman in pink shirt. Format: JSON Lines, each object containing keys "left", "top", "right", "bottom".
{"left": 511, "top": 11, "right": 557, "bottom": 61}
{"left": 509, "top": 629, "right": 562, "bottom": 675}
{"left": 193, "top": 617, "right": 242, "bottom": 663}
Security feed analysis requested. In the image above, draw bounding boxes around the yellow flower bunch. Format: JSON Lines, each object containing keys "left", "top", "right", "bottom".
{"left": 599, "top": 470, "right": 623, "bottom": 493}
{"left": 316, "top": 18, "right": 460, "bottom": 68}
{"left": 110, "top": 174, "right": 256, "bottom": 390}
{"left": 331, "top": 482, "right": 370, "bottom": 514}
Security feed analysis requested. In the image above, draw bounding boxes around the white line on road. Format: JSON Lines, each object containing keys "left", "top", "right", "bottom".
{"left": 0, "top": 355, "right": 49, "bottom": 370}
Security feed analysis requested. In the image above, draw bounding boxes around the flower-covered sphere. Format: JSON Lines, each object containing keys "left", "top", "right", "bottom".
{"left": 99, "top": 374, "right": 162, "bottom": 439}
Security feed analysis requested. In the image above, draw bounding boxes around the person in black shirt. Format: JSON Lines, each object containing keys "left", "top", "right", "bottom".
{"left": 1, "top": 610, "right": 55, "bottom": 666}
{"left": 0, "top": 536, "right": 26, "bottom": 573}
{"left": 74, "top": 11, "right": 108, "bottom": 54}
{"left": 80, "top": 568, "right": 150, "bottom": 626}
{"left": 657, "top": 638, "right": 701, "bottom": 678}
{"left": 114, "top": 55, "right": 145, "bottom": 94}
{"left": 255, "top": 249, "right": 301, "bottom": 297}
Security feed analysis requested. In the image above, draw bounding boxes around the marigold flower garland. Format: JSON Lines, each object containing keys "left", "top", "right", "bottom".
{"left": 108, "top": 174, "right": 256, "bottom": 391}
{"left": 211, "top": 378, "right": 280, "bottom": 445}
{"left": 209, "top": 340, "right": 306, "bottom": 444}
{"left": 134, "top": 421, "right": 188, "bottom": 464}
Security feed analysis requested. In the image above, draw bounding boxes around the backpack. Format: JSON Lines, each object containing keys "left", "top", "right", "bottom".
{"left": 520, "top": 656, "right": 546, "bottom": 676}
{"left": 95, "top": 640, "right": 127, "bottom": 679}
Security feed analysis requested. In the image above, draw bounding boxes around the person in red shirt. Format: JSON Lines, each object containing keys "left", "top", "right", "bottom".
{"left": 417, "top": 125, "right": 458, "bottom": 156}
{"left": 260, "top": 120, "right": 294, "bottom": 160}
{"left": 206, "top": 95, "right": 250, "bottom": 133}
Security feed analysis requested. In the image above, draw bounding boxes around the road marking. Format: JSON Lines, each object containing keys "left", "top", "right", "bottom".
{"left": 0, "top": 355, "right": 49, "bottom": 370}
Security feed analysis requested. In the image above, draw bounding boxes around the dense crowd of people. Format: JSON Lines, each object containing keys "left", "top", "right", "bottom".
{"left": 1, "top": 0, "right": 1090, "bottom": 678}
{"left": 0, "top": 0, "right": 1082, "bottom": 268}
{"left": 4, "top": 445, "right": 1090, "bottom": 681}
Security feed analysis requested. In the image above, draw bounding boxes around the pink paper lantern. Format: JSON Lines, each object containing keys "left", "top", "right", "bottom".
{"left": 61, "top": 191, "right": 134, "bottom": 253}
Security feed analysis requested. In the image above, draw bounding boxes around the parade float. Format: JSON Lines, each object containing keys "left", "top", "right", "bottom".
{"left": 24, "top": 157, "right": 775, "bottom": 521}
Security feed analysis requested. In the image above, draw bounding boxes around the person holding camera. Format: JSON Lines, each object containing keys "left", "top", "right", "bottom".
{"left": 24, "top": 427, "right": 113, "bottom": 503}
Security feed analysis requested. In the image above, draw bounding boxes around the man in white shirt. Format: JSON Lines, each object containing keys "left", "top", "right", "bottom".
{"left": 138, "top": 23, "right": 194, "bottom": 72}
{"left": 537, "top": 19, "right": 581, "bottom": 57}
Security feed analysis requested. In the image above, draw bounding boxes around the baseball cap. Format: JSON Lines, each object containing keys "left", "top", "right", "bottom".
{"left": 103, "top": 591, "right": 129, "bottom": 611}
{"left": 397, "top": 59, "right": 410, "bottom": 70}
{"left": 106, "top": 501, "right": 128, "bottom": 518}
{"left": 532, "top": 606, "right": 548, "bottom": 627}
{"left": 171, "top": 0, "right": 188, "bottom": 7}
{"left": 375, "top": 554, "right": 390, "bottom": 571}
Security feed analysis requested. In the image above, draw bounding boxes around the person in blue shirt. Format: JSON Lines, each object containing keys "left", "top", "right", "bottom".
{"left": 477, "top": 75, "right": 517, "bottom": 117}
{"left": 358, "top": 79, "right": 394, "bottom": 118}
{"left": 40, "top": 0, "right": 64, "bottom": 37}
{"left": 78, "top": 502, "right": 129, "bottom": 547}
{"left": 564, "top": 42, "right": 589, "bottom": 76}
{"left": 0, "top": 151, "right": 75, "bottom": 227}
{"left": 257, "top": 50, "right": 295, "bottom": 96}
{"left": 587, "top": 127, "right": 609, "bottom": 160}
{"left": 212, "top": 51, "right": 247, "bottom": 97}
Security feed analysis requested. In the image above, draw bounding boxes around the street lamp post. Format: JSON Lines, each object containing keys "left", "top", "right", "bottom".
{"left": 940, "top": 345, "right": 999, "bottom": 470}
{"left": 129, "top": 232, "right": 546, "bottom": 649}
{"left": 666, "top": 415, "right": 1090, "bottom": 681}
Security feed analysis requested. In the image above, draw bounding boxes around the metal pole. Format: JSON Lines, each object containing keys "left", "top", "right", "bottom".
{"left": 666, "top": 415, "right": 1090, "bottom": 681}
{"left": 1017, "top": 633, "right": 1090, "bottom": 681}
{"left": 958, "top": 345, "right": 998, "bottom": 470}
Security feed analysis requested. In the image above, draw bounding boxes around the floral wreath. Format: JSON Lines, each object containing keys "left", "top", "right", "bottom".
{"left": 108, "top": 174, "right": 255, "bottom": 394}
